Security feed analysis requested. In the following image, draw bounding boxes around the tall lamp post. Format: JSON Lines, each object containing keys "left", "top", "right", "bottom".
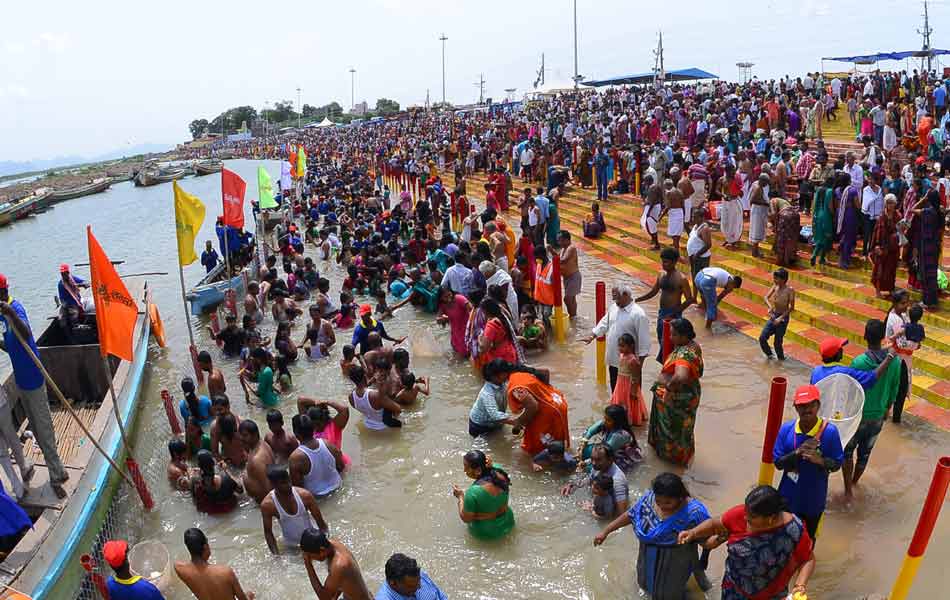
{"left": 573, "top": 0, "right": 579, "bottom": 89}
{"left": 439, "top": 33, "right": 448, "bottom": 105}
{"left": 349, "top": 68, "right": 356, "bottom": 112}
{"left": 296, "top": 87, "right": 301, "bottom": 129}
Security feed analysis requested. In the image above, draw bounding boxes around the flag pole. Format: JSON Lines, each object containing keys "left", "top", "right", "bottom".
{"left": 7, "top": 326, "right": 137, "bottom": 491}
{"left": 176, "top": 244, "right": 203, "bottom": 384}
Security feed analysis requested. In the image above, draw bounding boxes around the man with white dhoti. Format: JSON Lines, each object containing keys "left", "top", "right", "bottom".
{"left": 640, "top": 175, "right": 663, "bottom": 250}
{"left": 718, "top": 164, "right": 744, "bottom": 248}
{"left": 748, "top": 174, "right": 771, "bottom": 258}
{"left": 660, "top": 178, "right": 687, "bottom": 256}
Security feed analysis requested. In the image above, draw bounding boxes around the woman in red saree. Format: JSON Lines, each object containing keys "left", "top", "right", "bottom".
{"left": 678, "top": 486, "right": 815, "bottom": 600}
{"left": 870, "top": 194, "right": 901, "bottom": 297}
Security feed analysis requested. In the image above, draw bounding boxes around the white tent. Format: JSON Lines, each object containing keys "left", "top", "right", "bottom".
{"left": 315, "top": 117, "right": 335, "bottom": 128}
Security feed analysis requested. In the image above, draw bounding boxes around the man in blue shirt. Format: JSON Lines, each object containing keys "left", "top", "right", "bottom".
{"left": 200, "top": 240, "right": 219, "bottom": 274}
{"left": 57, "top": 263, "right": 89, "bottom": 311}
{"left": 773, "top": 384, "right": 844, "bottom": 545}
{"left": 351, "top": 305, "right": 405, "bottom": 354}
{"left": 0, "top": 273, "right": 68, "bottom": 498}
{"left": 375, "top": 553, "right": 447, "bottom": 600}
{"left": 104, "top": 539, "right": 165, "bottom": 600}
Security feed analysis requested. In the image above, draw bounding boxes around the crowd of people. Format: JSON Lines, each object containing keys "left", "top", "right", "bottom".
{"left": 0, "top": 68, "right": 946, "bottom": 599}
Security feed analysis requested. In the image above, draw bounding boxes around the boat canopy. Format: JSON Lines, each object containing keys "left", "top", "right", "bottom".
{"left": 583, "top": 67, "right": 718, "bottom": 87}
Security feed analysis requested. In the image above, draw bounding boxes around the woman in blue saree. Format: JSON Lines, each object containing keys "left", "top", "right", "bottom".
{"left": 594, "top": 473, "right": 711, "bottom": 599}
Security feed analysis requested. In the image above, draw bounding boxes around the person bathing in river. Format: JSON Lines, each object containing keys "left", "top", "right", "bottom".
{"left": 240, "top": 420, "right": 275, "bottom": 504}
{"left": 197, "top": 351, "right": 227, "bottom": 398}
{"left": 300, "top": 529, "right": 372, "bottom": 600}
{"left": 348, "top": 365, "right": 403, "bottom": 430}
{"left": 297, "top": 396, "right": 352, "bottom": 468}
{"left": 289, "top": 414, "right": 344, "bottom": 498}
{"left": 636, "top": 248, "right": 693, "bottom": 360}
{"left": 174, "top": 528, "right": 255, "bottom": 600}
{"left": 190, "top": 450, "right": 243, "bottom": 515}
{"left": 300, "top": 305, "right": 336, "bottom": 359}
{"left": 261, "top": 466, "right": 327, "bottom": 555}
{"left": 179, "top": 375, "right": 213, "bottom": 428}
{"left": 264, "top": 409, "right": 298, "bottom": 464}
{"left": 167, "top": 439, "right": 190, "bottom": 491}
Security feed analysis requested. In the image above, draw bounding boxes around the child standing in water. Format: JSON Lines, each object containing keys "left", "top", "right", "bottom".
{"left": 611, "top": 333, "right": 647, "bottom": 426}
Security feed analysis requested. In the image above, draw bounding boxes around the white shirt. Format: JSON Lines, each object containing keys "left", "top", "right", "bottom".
{"left": 699, "top": 267, "right": 731, "bottom": 287}
{"left": 847, "top": 163, "right": 864, "bottom": 191}
{"left": 591, "top": 300, "right": 652, "bottom": 366}
{"left": 862, "top": 185, "right": 884, "bottom": 218}
{"left": 520, "top": 148, "right": 534, "bottom": 166}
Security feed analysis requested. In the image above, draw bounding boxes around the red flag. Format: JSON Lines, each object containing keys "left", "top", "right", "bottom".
{"left": 87, "top": 227, "right": 138, "bottom": 361}
{"left": 221, "top": 168, "right": 246, "bottom": 229}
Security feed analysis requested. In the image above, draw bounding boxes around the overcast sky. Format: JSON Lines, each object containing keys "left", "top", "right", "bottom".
{"left": 1, "top": 0, "right": 941, "bottom": 161}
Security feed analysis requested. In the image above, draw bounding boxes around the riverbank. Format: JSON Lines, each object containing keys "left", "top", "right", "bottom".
{"left": 0, "top": 151, "right": 182, "bottom": 201}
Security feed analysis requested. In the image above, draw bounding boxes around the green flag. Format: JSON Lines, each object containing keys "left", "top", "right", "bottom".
{"left": 258, "top": 166, "right": 277, "bottom": 209}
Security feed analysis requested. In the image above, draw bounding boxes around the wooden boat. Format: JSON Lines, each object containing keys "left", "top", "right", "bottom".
{"left": 10, "top": 194, "right": 42, "bottom": 220}
{"left": 0, "top": 281, "right": 155, "bottom": 599}
{"left": 133, "top": 168, "right": 185, "bottom": 187}
{"left": 0, "top": 189, "right": 49, "bottom": 226}
{"left": 186, "top": 262, "right": 248, "bottom": 315}
{"left": 107, "top": 172, "right": 133, "bottom": 184}
{"left": 194, "top": 160, "right": 223, "bottom": 176}
{"left": 0, "top": 203, "right": 14, "bottom": 227}
{"left": 47, "top": 178, "right": 111, "bottom": 204}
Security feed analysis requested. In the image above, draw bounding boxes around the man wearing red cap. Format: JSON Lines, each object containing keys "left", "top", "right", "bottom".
{"left": 103, "top": 539, "right": 165, "bottom": 599}
{"left": 809, "top": 336, "right": 893, "bottom": 389}
{"left": 0, "top": 273, "right": 69, "bottom": 498}
{"left": 350, "top": 304, "right": 404, "bottom": 355}
{"left": 772, "top": 384, "right": 844, "bottom": 544}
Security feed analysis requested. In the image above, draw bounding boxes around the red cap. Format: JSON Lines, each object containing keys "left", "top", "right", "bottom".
{"left": 0, "top": 273, "right": 7, "bottom": 289}
{"left": 819, "top": 337, "right": 848, "bottom": 360}
{"left": 358, "top": 304, "right": 372, "bottom": 316}
{"left": 794, "top": 384, "right": 821, "bottom": 405}
{"left": 102, "top": 540, "right": 128, "bottom": 568}
{"left": 60, "top": 263, "right": 70, "bottom": 273}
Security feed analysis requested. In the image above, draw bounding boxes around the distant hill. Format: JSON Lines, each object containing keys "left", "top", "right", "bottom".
{"left": 0, "top": 143, "right": 176, "bottom": 177}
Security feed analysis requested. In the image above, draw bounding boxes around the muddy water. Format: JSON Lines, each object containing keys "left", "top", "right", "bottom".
{"left": 1, "top": 159, "right": 947, "bottom": 599}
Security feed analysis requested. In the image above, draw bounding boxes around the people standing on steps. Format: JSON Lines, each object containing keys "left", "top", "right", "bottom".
{"left": 640, "top": 175, "right": 663, "bottom": 250}
{"left": 659, "top": 177, "right": 686, "bottom": 257}
{"left": 685, "top": 208, "right": 712, "bottom": 281}
{"left": 716, "top": 163, "right": 744, "bottom": 249}
{"left": 748, "top": 173, "right": 770, "bottom": 259}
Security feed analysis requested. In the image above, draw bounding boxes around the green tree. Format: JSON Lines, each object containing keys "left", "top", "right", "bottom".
{"left": 189, "top": 118, "right": 209, "bottom": 139}
{"left": 272, "top": 100, "right": 296, "bottom": 123}
{"left": 302, "top": 104, "right": 317, "bottom": 117}
{"left": 375, "top": 98, "right": 400, "bottom": 115}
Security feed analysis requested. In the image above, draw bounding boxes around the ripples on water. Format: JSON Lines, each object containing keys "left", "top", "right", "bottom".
{"left": 1, "top": 160, "right": 947, "bottom": 599}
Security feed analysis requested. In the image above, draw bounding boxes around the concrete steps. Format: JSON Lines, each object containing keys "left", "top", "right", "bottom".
{"left": 465, "top": 172, "right": 950, "bottom": 411}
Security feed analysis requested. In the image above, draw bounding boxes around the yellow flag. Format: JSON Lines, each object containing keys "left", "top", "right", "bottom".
{"left": 297, "top": 147, "right": 307, "bottom": 178}
{"left": 173, "top": 181, "right": 206, "bottom": 266}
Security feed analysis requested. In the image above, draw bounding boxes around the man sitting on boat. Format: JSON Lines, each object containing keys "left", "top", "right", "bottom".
{"left": 57, "top": 263, "right": 94, "bottom": 338}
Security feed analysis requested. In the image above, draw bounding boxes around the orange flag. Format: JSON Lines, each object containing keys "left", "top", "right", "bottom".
{"left": 87, "top": 227, "right": 139, "bottom": 361}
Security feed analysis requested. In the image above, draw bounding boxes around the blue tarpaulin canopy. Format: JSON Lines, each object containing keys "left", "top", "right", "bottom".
{"left": 823, "top": 50, "right": 950, "bottom": 64}
{"left": 583, "top": 67, "right": 718, "bottom": 87}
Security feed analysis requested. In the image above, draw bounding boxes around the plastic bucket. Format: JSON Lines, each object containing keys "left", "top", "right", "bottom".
{"left": 128, "top": 540, "right": 171, "bottom": 593}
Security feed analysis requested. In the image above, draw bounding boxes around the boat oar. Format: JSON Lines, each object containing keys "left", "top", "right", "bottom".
{"left": 118, "top": 271, "right": 169, "bottom": 278}
{"left": 7, "top": 326, "right": 141, "bottom": 500}
{"left": 71, "top": 260, "right": 124, "bottom": 268}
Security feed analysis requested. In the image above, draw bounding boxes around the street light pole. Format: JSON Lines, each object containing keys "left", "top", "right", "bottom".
{"left": 296, "top": 87, "right": 301, "bottom": 128}
{"left": 349, "top": 68, "right": 356, "bottom": 111}
{"left": 439, "top": 33, "right": 448, "bottom": 105}
{"left": 573, "top": 0, "right": 579, "bottom": 89}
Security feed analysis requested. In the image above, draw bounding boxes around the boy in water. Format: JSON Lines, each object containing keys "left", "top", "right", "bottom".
{"left": 759, "top": 268, "right": 795, "bottom": 360}
{"left": 339, "top": 344, "right": 362, "bottom": 379}
{"left": 167, "top": 439, "right": 190, "bottom": 491}
{"left": 531, "top": 440, "right": 578, "bottom": 473}
{"left": 394, "top": 373, "right": 430, "bottom": 405}
{"left": 589, "top": 474, "right": 617, "bottom": 519}
{"left": 264, "top": 410, "right": 298, "bottom": 464}
{"left": 517, "top": 306, "right": 547, "bottom": 351}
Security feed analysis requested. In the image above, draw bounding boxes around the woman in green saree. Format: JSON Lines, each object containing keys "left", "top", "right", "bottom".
{"left": 810, "top": 177, "right": 835, "bottom": 267}
{"left": 452, "top": 450, "right": 515, "bottom": 540}
{"left": 648, "top": 318, "right": 703, "bottom": 466}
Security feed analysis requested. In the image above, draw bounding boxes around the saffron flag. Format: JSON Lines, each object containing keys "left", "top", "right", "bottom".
{"left": 289, "top": 148, "right": 298, "bottom": 177}
{"left": 173, "top": 180, "right": 206, "bottom": 266}
{"left": 221, "top": 168, "right": 246, "bottom": 229}
{"left": 258, "top": 166, "right": 277, "bottom": 209}
{"left": 87, "top": 227, "right": 138, "bottom": 361}
{"left": 297, "top": 147, "right": 307, "bottom": 179}
{"left": 280, "top": 161, "right": 292, "bottom": 191}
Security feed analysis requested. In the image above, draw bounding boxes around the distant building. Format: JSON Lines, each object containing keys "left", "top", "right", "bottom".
{"left": 350, "top": 101, "right": 368, "bottom": 116}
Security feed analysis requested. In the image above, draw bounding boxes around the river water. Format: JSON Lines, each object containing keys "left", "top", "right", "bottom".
{"left": 1, "top": 159, "right": 947, "bottom": 599}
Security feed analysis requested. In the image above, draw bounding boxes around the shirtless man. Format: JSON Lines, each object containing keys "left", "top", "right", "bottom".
{"left": 197, "top": 351, "right": 227, "bottom": 398}
{"left": 271, "top": 291, "right": 300, "bottom": 325}
{"left": 245, "top": 282, "right": 264, "bottom": 324}
{"left": 300, "top": 529, "right": 371, "bottom": 600}
{"left": 636, "top": 248, "right": 694, "bottom": 361}
{"left": 658, "top": 178, "right": 686, "bottom": 256}
{"left": 261, "top": 466, "right": 327, "bottom": 554}
{"left": 640, "top": 175, "right": 662, "bottom": 249}
{"left": 210, "top": 395, "right": 242, "bottom": 463}
{"left": 557, "top": 230, "right": 581, "bottom": 319}
{"left": 759, "top": 267, "right": 795, "bottom": 360}
{"left": 239, "top": 420, "right": 275, "bottom": 503}
{"left": 484, "top": 222, "right": 509, "bottom": 272}
{"left": 167, "top": 439, "right": 190, "bottom": 491}
{"left": 300, "top": 305, "right": 336, "bottom": 359}
{"left": 265, "top": 409, "right": 298, "bottom": 463}
{"left": 360, "top": 333, "right": 392, "bottom": 379}
{"left": 175, "top": 527, "right": 254, "bottom": 600}
{"left": 673, "top": 166, "right": 696, "bottom": 220}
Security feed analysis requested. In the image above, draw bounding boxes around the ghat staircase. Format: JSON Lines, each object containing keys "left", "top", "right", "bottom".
{"left": 464, "top": 149, "right": 950, "bottom": 428}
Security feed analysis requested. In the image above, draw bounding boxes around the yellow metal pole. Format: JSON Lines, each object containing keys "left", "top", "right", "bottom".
{"left": 552, "top": 254, "right": 566, "bottom": 343}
